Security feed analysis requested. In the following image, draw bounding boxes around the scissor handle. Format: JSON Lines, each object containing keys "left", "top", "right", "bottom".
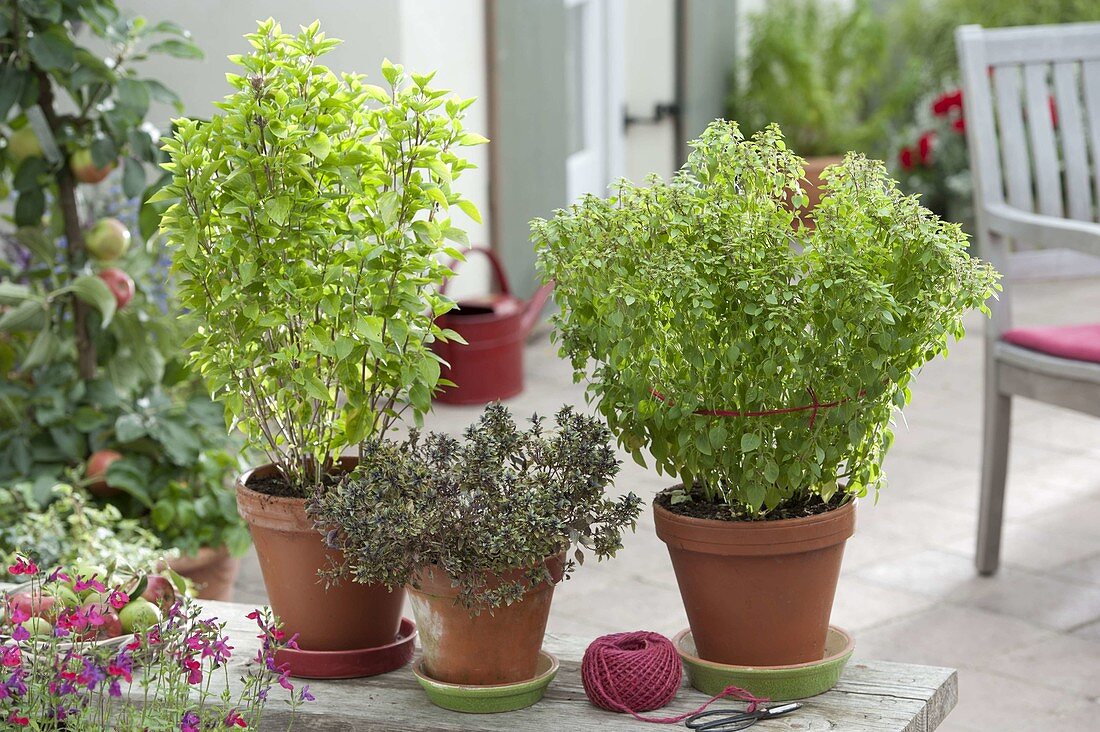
{"left": 686, "top": 703, "right": 803, "bottom": 732}
{"left": 685, "top": 709, "right": 754, "bottom": 732}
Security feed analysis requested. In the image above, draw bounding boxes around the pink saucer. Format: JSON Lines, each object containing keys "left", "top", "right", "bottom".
{"left": 275, "top": 617, "right": 416, "bottom": 679}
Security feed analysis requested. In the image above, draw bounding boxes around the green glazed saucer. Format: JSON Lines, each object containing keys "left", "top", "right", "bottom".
{"left": 674, "top": 626, "right": 854, "bottom": 702}
{"left": 412, "top": 650, "right": 559, "bottom": 713}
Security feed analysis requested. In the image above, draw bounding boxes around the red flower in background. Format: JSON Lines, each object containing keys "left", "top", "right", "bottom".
{"left": 1049, "top": 96, "right": 1059, "bottom": 128}
{"left": 952, "top": 117, "right": 966, "bottom": 134}
{"left": 917, "top": 131, "right": 936, "bottom": 165}
{"left": 932, "top": 89, "right": 963, "bottom": 117}
{"left": 899, "top": 146, "right": 915, "bottom": 170}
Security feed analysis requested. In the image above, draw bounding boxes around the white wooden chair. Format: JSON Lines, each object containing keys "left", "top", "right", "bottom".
{"left": 957, "top": 22, "right": 1100, "bottom": 575}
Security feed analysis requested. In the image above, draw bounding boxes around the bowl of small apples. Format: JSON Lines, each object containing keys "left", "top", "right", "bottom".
{"left": 1, "top": 561, "right": 187, "bottom": 652}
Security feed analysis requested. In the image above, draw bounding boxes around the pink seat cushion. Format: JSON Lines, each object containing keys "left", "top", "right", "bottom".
{"left": 1001, "top": 324, "right": 1100, "bottom": 363}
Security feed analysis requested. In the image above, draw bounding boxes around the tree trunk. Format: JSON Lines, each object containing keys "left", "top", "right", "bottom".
{"left": 36, "top": 71, "right": 96, "bottom": 379}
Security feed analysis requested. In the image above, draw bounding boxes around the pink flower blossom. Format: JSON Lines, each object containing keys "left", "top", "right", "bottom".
{"left": 73, "top": 576, "right": 106, "bottom": 595}
{"left": 107, "top": 589, "right": 129, "bottom": 610}
{"left": 7, "top": 557, "right": 37, "bottom": 576}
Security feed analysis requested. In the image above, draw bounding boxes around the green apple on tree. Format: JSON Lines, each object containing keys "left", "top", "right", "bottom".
{"left": 7, "top": 126, "right": 41, "bottom": 163}
{"left": 86, "top": 218, "right": 131, "bottom": 261}
{"left": 69, "top": 148, "right": 115, "bottom": 184}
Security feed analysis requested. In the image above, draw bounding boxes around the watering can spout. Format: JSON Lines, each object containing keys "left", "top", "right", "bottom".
{"left": 521, "top": 281, "right": 555, "bottom": 337}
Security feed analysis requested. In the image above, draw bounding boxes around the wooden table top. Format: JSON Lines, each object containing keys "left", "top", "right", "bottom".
{"left": 190, "top": 599, "right": 957, "bottom": 732}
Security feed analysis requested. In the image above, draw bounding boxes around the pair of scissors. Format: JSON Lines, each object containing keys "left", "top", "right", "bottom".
{"left": 685, "top": 702, "right": 803, "bottom": 731}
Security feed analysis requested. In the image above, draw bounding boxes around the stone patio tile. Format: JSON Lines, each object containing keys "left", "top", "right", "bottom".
{"left": 830, "top": 576, "right": 935, "bottom": 633}
{"left": 1071, "top": 618, "right": 1100, "bottom": 642}
{"left": 962, "top": 570, "right": 1100, "bottom": 632}
{"left": 853, "top": 605, "right": 1056, "bottom": 669}
{"left": 941, "top": 667, "right": 1097, "bottom": 732}
{"left": 1053, "top": 551, "right": 1100, "bottom": 588}
{"left": 549, "top": 576, "right": 685, "bottom": 638}
{"left": 988, "top": 633, "right": 1100, "bottom": 698}
{"left": 854, "top": 496, "right": 974, "bottom": 547}
{"left": 841, "top": 529, "right": 925, "bottom": 574}
{"left": 944, "top": 520, "right": 1100, "bottom": 573}
{"left": 855, "top": 549, "right": 1009, "bottom": 601}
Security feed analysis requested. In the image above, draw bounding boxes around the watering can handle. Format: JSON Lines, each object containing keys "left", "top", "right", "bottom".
{"left": 520, "top": 280, "right": 555, "bottom": 337}
{"left": 440, "top": 246, "right": 513, "bottom": 297}
{"left": 440, "top": 246, "right": 555, "bottom": 337}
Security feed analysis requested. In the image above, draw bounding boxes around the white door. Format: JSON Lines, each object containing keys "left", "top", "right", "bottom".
{"left": 564, "top": 0, "right": 624, "bottom": 203}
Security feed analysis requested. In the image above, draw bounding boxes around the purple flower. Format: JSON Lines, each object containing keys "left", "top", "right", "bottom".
{"left": 180, "top": 710, "right": 200, "bottom": 732}
{"left": 299, "top": 684, "right": 315, "bottom": 702}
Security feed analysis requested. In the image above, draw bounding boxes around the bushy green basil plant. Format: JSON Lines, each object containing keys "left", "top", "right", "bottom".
{"left": 310, "top": 404, "right": 642, "bottom": 610}
{"left": 160, "top": 20, "right": 486, "bottom": 495}
{"left": 534, "top": 121, "right": 999, "bottom": 517}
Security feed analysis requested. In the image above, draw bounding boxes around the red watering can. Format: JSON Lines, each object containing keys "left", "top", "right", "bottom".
{"left": 432, "top": 246, "right": 554, "bottom": 405}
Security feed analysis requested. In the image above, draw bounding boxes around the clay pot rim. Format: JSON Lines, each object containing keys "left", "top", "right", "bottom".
{"left": 236, "top": 459, "right": 358, "bottom": 534}
{"left": 653, "top": 490, "right": 855, "bottom": 556}
{"left": 653, "top": 490, "right": 855, "bottom": 530}
{"left": 163, "top": 544, "right": 231, "bottom": 572}
{"left": 411, "top": 553, "right": 566, "bottom": 599}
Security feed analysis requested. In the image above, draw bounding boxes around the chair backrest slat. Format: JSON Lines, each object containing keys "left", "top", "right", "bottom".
{"left": 992, "top": 65, "right": 1035, "bottom": 211}
{"left": 1053, "top": 62, "right": 1093, "bottom": 221}
{"left": 978, "top": 23, "right": 1100, "bottom": 66}
{"left": 1023, "top": 64, "right": 1063, "bottom": 217}
{"left": 1084, "top": 60, "right": 1100, "bottom": 216}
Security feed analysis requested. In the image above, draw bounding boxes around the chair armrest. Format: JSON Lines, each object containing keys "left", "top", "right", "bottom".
{"left": 985, "top": 202, "right": 1100, "bottom": 257}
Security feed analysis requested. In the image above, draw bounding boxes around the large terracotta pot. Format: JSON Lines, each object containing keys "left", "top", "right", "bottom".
{"left": 167, "top": 546, "right": 241, "bottom": 601}
{"left": 654, "top": 494, "right": 855, "bottom": 667}
{"left": 408, "top": 556, "right": 563, "bottom": 685}
{"left": 236, "top": 461, "right": 405, "bottom": 651}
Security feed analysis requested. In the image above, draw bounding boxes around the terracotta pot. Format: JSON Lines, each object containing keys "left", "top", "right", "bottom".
{"left": 408, "top": 556, "right": 563, "bottom": 686}
{"left": 236, "top": 461, "right": 405, "bottom": 652}
{"left": 654, "top": 494, "right": 855, "bottom": 666}
{"left": 167, "top": 546, "right": 241, "bottom": 601}
{"left": 797, "top": 155, "right": 844, "bottom": 228}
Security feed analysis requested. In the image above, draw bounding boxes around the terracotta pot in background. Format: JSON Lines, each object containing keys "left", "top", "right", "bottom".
{"left": 797, "top": 155, "right": 844, "bottom": 228}
{"left": 654, "top": 495, "right": 855, "bottom": 667}
{"left": 167, "top": 546, "right": 241, "bottom": 601}
{"left": 408, "top": 555, "right": 563, "bottom": 686}
{"left": 236, "top": 461, "right": 405, "bottom": 652}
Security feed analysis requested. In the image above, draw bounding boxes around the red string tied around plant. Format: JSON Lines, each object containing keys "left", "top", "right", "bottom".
{"left": 649, "top": 387, "right": 865, "bottom": 429}
{"left": 581, "top": 631, "right": 768, "bottom": 723}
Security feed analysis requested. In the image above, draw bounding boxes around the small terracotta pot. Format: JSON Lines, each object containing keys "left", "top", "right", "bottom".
{"left": 167, "top": 546, "right": 241, "bottom": 601}
{"left": 654, "top": 494, "right": 855, "bottom": 667}
{"left": 236, "top": 461, "right": 405, "bottom": 652}
{"left": 408, "top": 556, "right": 563, "bottom": 686}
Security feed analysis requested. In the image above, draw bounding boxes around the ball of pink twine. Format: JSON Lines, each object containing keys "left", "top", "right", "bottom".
{"left": 582, "top": 631, "right": 682, "bottom": 715}
{"left": 582, "top": 631, "right": 769, "bottom": 724}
